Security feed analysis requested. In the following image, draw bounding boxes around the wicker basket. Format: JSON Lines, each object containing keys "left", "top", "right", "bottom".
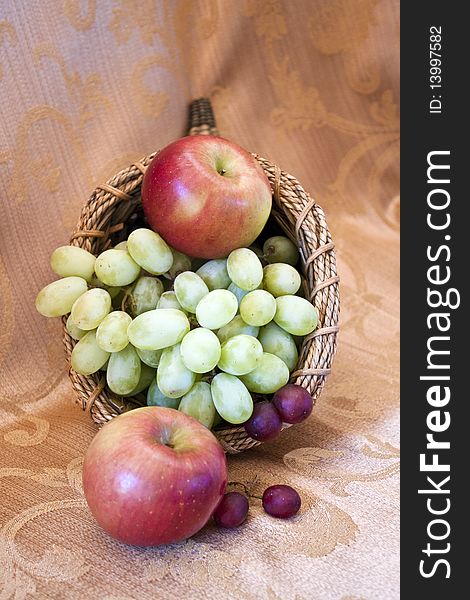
{"left": 63, "top": 98, "right": 340, "bottom": 454}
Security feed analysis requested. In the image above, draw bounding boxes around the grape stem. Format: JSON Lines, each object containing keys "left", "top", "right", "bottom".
{"left": 200, "top": 369, "right": 216, "bottom": 384}
{"left": 227, "top": 474, "right": 261, "bottom": 499}
{"left": 188, "top": 315, "right": 199, "bottom": 329}
{"left": 121, "top": 290, "right": 131, "bottom": 312}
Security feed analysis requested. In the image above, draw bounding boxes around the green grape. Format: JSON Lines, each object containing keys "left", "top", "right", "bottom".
{"left": 263, "top": 263, "right": 301, "bottom": 297}
{"left": 248, "top": 245, "right": 266, "bottom": 264}
{"left": 258, "top": 321, "right": 299, "bottom": 372}
{"left": 239, "top": 289, "right": 276, "bottom": 327}
{"left": 71, "top": 330, "right": 110, "bottom": 375}
{"left": 263, "top": 236, "right": 299, "bottom": 266}
{"left": 157, "top": 343, "right": 196, "bottom": 398}
{"left": 100, "top": 358, "right": 109, "bottom": 371}
{"left": 114, "top": 241, "right": 128, "bottom": 251}
{"left": 240, "top": 352, "right": 289, "bottom": 394}
{"left": 156, "top": 291, "right": 186, "bottom": 312}
{"left": 227, "top": 281, "right": 249, "bottom": 305}
{"left": 274, "top": 295, "right": 318, "bottom": 336}
{"left": 127, "top": 276, "right": 163, "bottom": 317}
{"left": 218, "top": 334, "right": 263, "bottom": 376}
{"left": 96, "top": 310, "right": 132, "bottom": 352}
{"left": 136, "top": 347, "right": 163, "bottom": 368}
{"left": 196, "top": 259, "right": 231, "bottom": 290}
{"left": 71, "top": 288, "right": 112, "bottom": 330}
{"left": 107, "top": 344, "right": 141, "bottom": 395}
{"left": 127, "top": 309, "right": 190, "bottom": 350}
{"left": 211, "top": 373, "right": 253, "bottom": 424}
{"left": 178, "top": 381, "right": 216, "bottom": 428}
{"left": 180, "top": 328, "right": 221, "bottom": 373}
{"left": 122, "top": 363, "right": 156, "bottom": 396}
{"left": 195, "top": 289, "right": 238, "bottom": 329}
{"left": 227, "top": 248, "right": 263, "bottom": 291}
{"left": 88, "top": 275, "right": 121, "bottom": 299}
{"left": 227, "top": 281, "right": 263, "bottom": 306}
{"left": 216, "top": 315, "right": 259, "bottom": 344}
{"left": 35, "top": 276, "right": 87, "bottom": 317}
{"left": 168, "top": 249, "right": 192, "bottom": 279}
{"left": 174, "top": 271, "right": 209, "bottom": 313}
{"left": 147, "top": 379, "right": 180, "bottom": 409}
{"left": 66, "top": 314, "right": 86, "bottom": 341}
{"left": 94, "top": 249, "right": 141, "bottom": 286}
{"left": 127, "top": 228, "right": 173, "bottom": 275}
{"left": 50, "top": 246, "right": 96, "bottom": 281}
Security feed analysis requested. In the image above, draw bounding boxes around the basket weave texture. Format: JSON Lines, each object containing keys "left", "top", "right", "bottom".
{"left": 63, "top": 98, "right": 340, "bottom": 454}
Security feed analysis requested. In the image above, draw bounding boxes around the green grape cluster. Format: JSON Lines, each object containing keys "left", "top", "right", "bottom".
{"left": 36, "top": 229, "right": 318, "bottom": 430}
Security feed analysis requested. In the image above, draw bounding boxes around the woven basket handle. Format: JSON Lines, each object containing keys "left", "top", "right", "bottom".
{"left": 187, "top": 98, "right": 219, "bottom": 136}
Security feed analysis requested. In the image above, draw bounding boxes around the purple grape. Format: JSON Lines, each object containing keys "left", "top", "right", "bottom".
{"left": 272, "top": 384, "right": 314, "bottom": 424}
{"left": 262, "top": 485, "right": 301, "bottom": 519}
{"left": 244, "top": 401, "right": 282, "bottom": 441}
{"left": 213, "top": 492, "right": 249, "bottom": 528}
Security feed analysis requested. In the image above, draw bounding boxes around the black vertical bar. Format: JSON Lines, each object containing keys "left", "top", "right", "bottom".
{"left": 401, "top": 4, "right": 466, "bottom": 596}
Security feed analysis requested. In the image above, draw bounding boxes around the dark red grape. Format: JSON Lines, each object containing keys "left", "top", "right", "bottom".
{"left": 244, "top": 401, "right": 282, "bottom": 441}
{"left": 262, "top": 485, "right": 301, "bottom": 518}
{"left": 213, "top": 492, "right": 249, "bottom": 528}
{"left": 272, "top": 384, "right": 314, "bottom": 424}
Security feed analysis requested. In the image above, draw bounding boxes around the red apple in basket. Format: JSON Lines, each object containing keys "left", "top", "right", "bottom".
{"left": 141, "top": 135, "right": 272, "bottom": 258}
{"left": 82, "top": 407, "right": 227, "bottom": 546}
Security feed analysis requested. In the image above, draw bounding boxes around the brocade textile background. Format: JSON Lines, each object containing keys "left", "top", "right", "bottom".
{"left": 0, "top": 1, "right": 400, "bottom": 598}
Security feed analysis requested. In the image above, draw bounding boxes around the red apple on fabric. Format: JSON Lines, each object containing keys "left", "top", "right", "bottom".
{"left": 82, "top": 407, "right": 227, "bottom": 546}
{"left": 141, "top": 135, "right": 272, "bottom": 258}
